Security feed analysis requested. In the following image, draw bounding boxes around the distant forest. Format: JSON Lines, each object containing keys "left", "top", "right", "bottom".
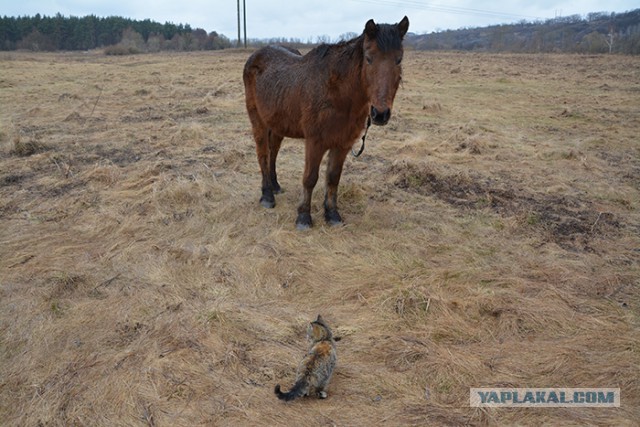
{"left": 0, "top": 14, "right": 231, "bottom": 53}
{"left": 406, "top": 9, "right": 640, "bottom": 54}
{"left": 1, "top": 10, "right": 639, "bottom": 54}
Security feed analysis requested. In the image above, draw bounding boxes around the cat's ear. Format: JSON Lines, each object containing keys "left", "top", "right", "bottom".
{"left": 316, "top": 314, "right": 323, "bottom": 323}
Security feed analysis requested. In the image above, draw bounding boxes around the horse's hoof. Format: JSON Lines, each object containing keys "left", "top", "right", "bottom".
{"left": 296, "top": 223, "right": 311, "bottom": 231}
{"left": 260, "top": 196, "right": 275, "bottom": 209}
{"left": 325, "top": 210, "right": 343, "bottom": 226}
{"left": 296, "top": 213, "right": 313, "bottom": 230}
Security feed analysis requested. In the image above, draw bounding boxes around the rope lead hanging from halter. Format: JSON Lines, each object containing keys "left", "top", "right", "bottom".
{"left": 352, "top": 116, "right": 372, "bottom": 158}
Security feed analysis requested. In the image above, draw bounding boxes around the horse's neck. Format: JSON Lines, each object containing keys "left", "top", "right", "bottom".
{"left": 328, "top": 38, "right": 367, "bottom": 103}
{"left": 335, "top": 36, "right": 364, "bottom": 76}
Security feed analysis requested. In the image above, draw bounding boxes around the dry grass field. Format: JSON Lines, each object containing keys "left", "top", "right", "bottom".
{"left": 1, "top": 48, "right": 639, "bottom": 426}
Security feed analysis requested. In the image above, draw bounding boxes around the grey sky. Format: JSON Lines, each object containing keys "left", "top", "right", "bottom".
{"left": 4, "top": 0, "right": 637, "bottom": 41}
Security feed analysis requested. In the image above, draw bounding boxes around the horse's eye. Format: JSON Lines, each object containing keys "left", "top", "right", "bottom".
{"left": 396, "top": 57, "right": 403, "bottom": 65}
{"left": 366, "top": 56, "right": 373, "bottom": 65}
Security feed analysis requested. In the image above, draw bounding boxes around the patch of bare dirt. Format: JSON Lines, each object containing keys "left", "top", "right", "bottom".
{"left": 389, "top": 160, "right": 622, "bottom": 251}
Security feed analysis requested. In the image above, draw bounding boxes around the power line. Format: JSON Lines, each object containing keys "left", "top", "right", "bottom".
{"left": 348, "top": 0, "right": 545, "bottom": 22}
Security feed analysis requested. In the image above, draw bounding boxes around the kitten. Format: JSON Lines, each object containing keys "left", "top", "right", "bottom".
{"left": 275, "top": 315, "right": 337, "bottom": 401}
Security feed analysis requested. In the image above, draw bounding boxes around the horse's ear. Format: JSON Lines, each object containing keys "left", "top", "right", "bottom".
{"left": 397, "top": 16, "right": 409, "bottom": 38}
{"left": 364, "top": 19, "right": 378, "bottom": 39}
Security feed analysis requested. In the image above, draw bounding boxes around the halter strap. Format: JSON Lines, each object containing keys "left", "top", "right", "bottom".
{"left": 352, "top": 116, "right": 372, "bottom": 158}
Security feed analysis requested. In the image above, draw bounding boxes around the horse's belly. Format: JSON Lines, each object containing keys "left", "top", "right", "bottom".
{"left": 270, "top": 121, "right": 304, "bottom": 139}
{"left": 256, "top": 106, "right": 302, "bottom": 138}
{"left": 255, "top": 90, "right": 305, "bottom": 138}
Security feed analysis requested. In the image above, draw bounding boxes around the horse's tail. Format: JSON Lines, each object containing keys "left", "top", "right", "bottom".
{"left": 274, "top": 379, "right": 307, "bottom": 402}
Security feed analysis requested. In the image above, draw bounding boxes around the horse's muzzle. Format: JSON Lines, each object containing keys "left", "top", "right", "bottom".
{"left": 371, "top": 106, "right": 391, "bottom": 126}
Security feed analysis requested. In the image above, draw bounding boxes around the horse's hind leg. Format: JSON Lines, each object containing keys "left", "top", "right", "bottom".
{"left": 324, "top": 147, "right": 350, "bottom": 226}
{"left": 244, "top": 70, "right": 276, "bottom": 209}
{"left": 252, "top": 125, "right": 276, "bottom": 209}
{"left": 269, "top": 132, "right": 284, "bottom": 194}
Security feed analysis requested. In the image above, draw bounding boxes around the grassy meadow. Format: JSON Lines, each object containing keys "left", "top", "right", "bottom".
{"left": 1, "top": 49, "right": 639, "bottom": 425}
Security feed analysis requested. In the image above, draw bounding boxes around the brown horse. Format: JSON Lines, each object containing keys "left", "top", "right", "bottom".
{"left": 243, "top": 17, "right": 409, "bottom": 229}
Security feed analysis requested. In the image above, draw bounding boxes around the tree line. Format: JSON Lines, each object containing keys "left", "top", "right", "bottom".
{"left": 2, "top": 10, "right": 639, "bottom": 54}
{"left": 0, "top": 14, "right": 231, "bottom": 52}
{"left": 406, "top": 9, "right": 640, "bottom": 54}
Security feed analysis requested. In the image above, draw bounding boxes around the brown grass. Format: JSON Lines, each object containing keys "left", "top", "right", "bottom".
{"left": 1, "top": 50, "right": 639, "bottom": 426}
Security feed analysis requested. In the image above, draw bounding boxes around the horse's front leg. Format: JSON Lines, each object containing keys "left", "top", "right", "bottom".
{"left": 296, "top": 142, "right": 325, "bottom": 230}
{"left": 324, "top": 147, "right": 350, "bottom": 226}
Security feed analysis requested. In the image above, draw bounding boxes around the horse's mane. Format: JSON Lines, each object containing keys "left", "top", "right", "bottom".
{"left": 301, "top": 35, "right": 365, "bottom": 82}
{"left": 307, "top": 22, "right": 403, "bottom": 60}
{"left": 300, "top": 23, "right": 404, "bottom": 84}
{"left": 308, "top": 35, "right": 364, "bottom": 60}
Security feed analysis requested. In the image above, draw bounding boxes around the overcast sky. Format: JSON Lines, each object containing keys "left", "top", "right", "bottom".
{"left": 4, "top": 0, "right": 638, "bottom": 41}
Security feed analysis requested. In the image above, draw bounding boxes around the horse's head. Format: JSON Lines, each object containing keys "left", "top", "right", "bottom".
{"left": 362, "top": 16, "right": 409, "bottom": 126}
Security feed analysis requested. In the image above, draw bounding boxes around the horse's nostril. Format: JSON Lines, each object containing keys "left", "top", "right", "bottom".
{"left": 371, "top": 106, "right": 391, "bottom": 125}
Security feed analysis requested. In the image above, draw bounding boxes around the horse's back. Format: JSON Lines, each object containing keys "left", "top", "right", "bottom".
{"left": 243, "top": 45, "right": 307, "bottom": 138}
{"left": 243, "top": 45, "right": 302, "bottom": 78}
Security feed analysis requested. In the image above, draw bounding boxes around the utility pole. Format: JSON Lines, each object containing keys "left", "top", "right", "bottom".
{"left": 243, "top": 0, "right": 247, "bottom": 48}
{"left": 237, "top": 0, "right": 241, "bottom": 47}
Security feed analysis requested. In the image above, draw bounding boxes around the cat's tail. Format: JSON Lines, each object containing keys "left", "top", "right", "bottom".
{"left": 274, "top": 379, "right": 307, "bottom": 401}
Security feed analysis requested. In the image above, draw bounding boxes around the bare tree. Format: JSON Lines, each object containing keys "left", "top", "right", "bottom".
{"left": 605, "top": 25, "right": 615, "bottom": 53}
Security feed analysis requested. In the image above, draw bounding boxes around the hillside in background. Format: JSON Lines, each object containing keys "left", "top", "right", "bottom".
{"left": 2, "top": 9, "right": 639, "bottom": 54}
{"left": 406, "top": 9, "right": 640, "bottom": 54}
